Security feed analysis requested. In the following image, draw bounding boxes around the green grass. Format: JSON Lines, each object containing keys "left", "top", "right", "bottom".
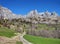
{"left": 0, "top": 27, "right": 17, "bottom": 38}
{"left": 24, "top": 34, "right": 60, "bottom": 44}
{"left": 16, "top": 41, "right": 23, "bottom": 44}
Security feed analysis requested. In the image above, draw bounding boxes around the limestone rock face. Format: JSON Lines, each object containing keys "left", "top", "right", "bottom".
{"left": 0, "top": 6, "right": 17, "bottom": 19}
{"left": 0, "top": 6, "right": 59, "bottom": 24}
{"left": 26, "top": 10, "right": 58, "bottom": 24}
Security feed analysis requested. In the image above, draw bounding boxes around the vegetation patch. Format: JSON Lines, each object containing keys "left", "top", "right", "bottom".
{"left": 16, "top": 41, "right": 23, "bottom": 44}
{"left": 24, "top": 34, "right": 60, "bottom": 44}
{"left": 37, "top": 24, "right": 55, "bottom": 30}
{"left": 0, "top": 27, "right": 17, "bottom": 38}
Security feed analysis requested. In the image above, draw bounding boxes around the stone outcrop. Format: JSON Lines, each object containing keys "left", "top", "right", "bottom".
{"left": 0, "top": 6, "right": 59, "bottom": 24}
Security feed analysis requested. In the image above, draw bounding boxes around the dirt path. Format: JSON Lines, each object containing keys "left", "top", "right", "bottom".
{"left": 0, "top": 32, "right": 32, "bottom": 44}
{"left": 20, "top": 32, "right": 32, "bottom": 44}
{"left": 0, "top": 33, "right": 20, "bottom": 44}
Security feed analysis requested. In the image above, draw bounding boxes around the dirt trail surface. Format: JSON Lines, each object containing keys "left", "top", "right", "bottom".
{"left": 0, "top": 32, "right": 32, "bottom": 44}
{"left": 20, "top": 32, "right": 32, "bottom": 44}
{"left": 0, "top": 33, "right": 20, "bottom": 44}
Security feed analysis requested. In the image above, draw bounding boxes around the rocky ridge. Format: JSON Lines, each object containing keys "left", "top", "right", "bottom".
{"left": 0, "top": 6, "right": 60, "bottom": 24}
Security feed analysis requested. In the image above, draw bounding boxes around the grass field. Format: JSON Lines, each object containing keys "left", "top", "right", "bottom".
{"left": 24, "top": 34, "right": 60, "bottom": 44}
{"left": 0, "top": 27, "right": 17, "bottom": 38}
{"left": 16, "top": 41, "right": 23, "bottom": 44}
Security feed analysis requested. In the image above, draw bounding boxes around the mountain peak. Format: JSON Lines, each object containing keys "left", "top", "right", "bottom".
{"left": 0, "top": 6, "right": 58, "bottom": 20}
{"left": 0, "top": 6, "right": 17, "bottom": 19}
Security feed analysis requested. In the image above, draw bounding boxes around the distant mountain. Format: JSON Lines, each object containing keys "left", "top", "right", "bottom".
{"left": 0, "top": 6, "right": 22, "bottom": 20}
{"left": 0, "top": 6, "right": 16, "bottom": 19}
{"left": 26, "top": 10, "right": 58, "bottom": 24}
{"left": 0, "top": 6, "right": 59, "bottom": 24}
{"left": 27, "top": 10, "right": 58, "bottom": 18}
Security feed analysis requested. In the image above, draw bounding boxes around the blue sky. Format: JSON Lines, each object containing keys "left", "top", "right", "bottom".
{"left": 0, "top": 0, "right": 60, "bottom": 15}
